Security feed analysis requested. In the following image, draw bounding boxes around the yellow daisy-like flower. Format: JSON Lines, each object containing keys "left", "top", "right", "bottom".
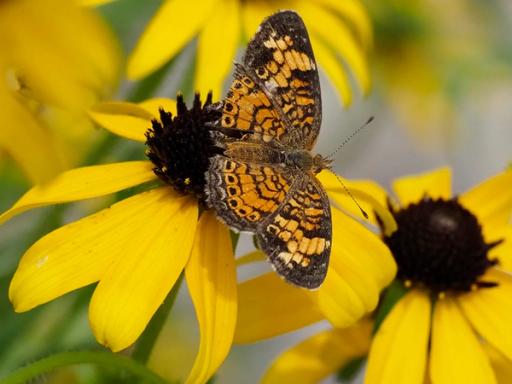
{"left": 126, "top": 0, "right": 372, "bottom": 106}
{"left": 0, "top": 0, "right": 120, "bottom": 183}
{"left": 233, "top": 171, "right": 397, "bottom": 344}
{"left": 0, "top": 95, "right": 236, "bottom": 384}
{"left": 261, "top": 167, "right": 512, "bottom": 384}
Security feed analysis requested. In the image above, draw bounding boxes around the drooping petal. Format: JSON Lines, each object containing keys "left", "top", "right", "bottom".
{"left": 234, "top": 273, "right": 323, "bottom": 344}
{"left": 9, "top": 186, "right": 170, "bottom": 312}
{"left": 0, "top": 161, "right": 156, "bottom": 225}
{"left": 318, "top": 170, "right": 390, "bottom": 227}
{"left": 314, "top": 208, "right": 396, "bottom": 328}
{"left": 458, "top": 268, "right": 512, "bottom": 361}
{"left": 195, "top": 0, "right": 240, "bottom": 99}
{"left": 89, "top": 102, "right": 155, "bottom": 142}
{"left": 459, "top": 170, "right": 512, "bottom": 240}
{"left": 392, "top": 167, "right": 452, "bottom": 206}
{"left": 297, "top": 2, "right": 370, "bottom": 94}
{"left": 89, "top": 189, "right": 198, "bottom": 352}
{"left": 365, "top": 290, "right": 430, "bottom": 384}
{"left": 127, "top": 0, "right": 216, "bottom": 80}
{"left": 314, "top": 0, "right": 373, "bottom": 49}
{"left": 185, "top": 211, "right": 237, "bottom": 384}
{"left": 309, "top": 36, "right": 352, "bottom": 106}
{"left": 262, "top": 319, "right": 372, "bottom": 384}
{"left": 430, "top": 296, "right": 496, "bottom": 384}
{"left": 486, "top": 344, "right": 512, "bottom": 384}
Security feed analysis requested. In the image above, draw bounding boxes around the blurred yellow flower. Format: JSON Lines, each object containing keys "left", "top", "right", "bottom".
{"left": 366, "top": 167, "right": 512, "bottom": 384}
{"left": 233, "top": 173, "right": 397, "bottom": 344}
{"left": 0, "top": 0, "right": 120, "bottom": 183}
{"left": 259, "top": 167, "right": 512, "bottom": 384}
{"left": 127, "top": 0, "right": 372, "bottom": 106}
{"left": 0, "top": 95, "right": 236, "bottom": 384}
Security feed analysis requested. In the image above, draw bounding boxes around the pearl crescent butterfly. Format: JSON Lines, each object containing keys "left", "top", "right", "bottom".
{"left": 205, "top": 10, "right": 332, "bottom": 289}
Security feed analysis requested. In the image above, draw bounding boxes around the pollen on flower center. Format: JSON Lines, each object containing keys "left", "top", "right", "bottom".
{"left": 145, "top": 93, "right": 221, "bottom": 204}
{"left": 382, "top": 197, "right": 501, "bottom": 293}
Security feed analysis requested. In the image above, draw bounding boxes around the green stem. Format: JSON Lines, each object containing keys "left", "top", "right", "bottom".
{"left": 131, "top": 274, "right": 184, "bottom": 364}
{"left": 0, "top": 351, "right": 168, "bottom": 384}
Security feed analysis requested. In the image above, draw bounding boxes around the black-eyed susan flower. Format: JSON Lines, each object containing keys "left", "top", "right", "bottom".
{"left": 256, "top": 167, "right": 512, "bottom": 384}
{"left": 366, "top": 167, "right": 512, "bottom": 384}
{"left": 1, "top": 94, "right": 236, "bottom": 384}
{"left": 126, "top": 0, "right": 372, "bottom": 106}
{"left": 0, "top": 0, "right": 120, "bottom": 183}
{"left": 233, "top": 172, "right": 397, "bottom": 344}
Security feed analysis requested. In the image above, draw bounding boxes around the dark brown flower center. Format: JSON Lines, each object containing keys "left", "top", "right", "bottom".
{"left": 381, "top": 197, "right": 501, "bottom": 293}
{"left": 145, "top": 93, "right": 221, "bottom": 204}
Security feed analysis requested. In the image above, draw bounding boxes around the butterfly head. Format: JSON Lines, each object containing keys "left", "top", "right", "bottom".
{"left": 312, "top": 154, "right": 332, "bottom": 174}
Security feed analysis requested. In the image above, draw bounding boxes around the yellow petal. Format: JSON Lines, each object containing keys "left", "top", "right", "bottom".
{"left": 297, "top": 2, "right": 370, "bottom": 94}
{"left": 458, "top": 268, "right": 512, "bottom": 361}
{"left": 392, "top": 167, "right": 452, "bottom": 207}
{"left": 318, "top": 170, "right": 389, "bottom": 226}
{"left": 236, "top": 250, "right": 266, "bottom": 266}
{"left": 486, "top": 344, "right": 512, "bottom": 384}
{"left": 241, "top": 1, "right": 275, "bottom": 40}
{"left": 262, "top": 319, "right": 372, "bottom": 384}
{"left": 185, "top": 211, "right": 237, "bottom": 384}
{"left": 459, "top": 170, "right": 512, "bottom": 239}
{"left": 234, "top": 273, "right": 323, "bottom": 344}
{"left": 314, "top": 208, "right": 396, "bottom": 328}
{"left": 430, "top": 296, "right": 496, "bottom": 384}
{"left": 0, "top": 85, "right": 64, "bottom": 183}
{"left": 314, "top": 0, "right": 373, "bottom": 49}
{"left": 89, "top": 102, "right": 154, "bottom": 142}
{"left": 127, "top": 0, "right": 216, "bottom": 80}
{"left": 139, "top": 98, "right": 177, "bottom": 118}
{"left": 9, "top": 187, "right": 169, "bottom": 312}
{"left": 89, "top": 188, "right": 198, "bottom": 352}
{"left": 309, "top": 36, "right": 352, "bottom": 106}
{"left": 195, "top": 0, "right": 240, "bottom": 99}
{"left": 0, "top": 161, "right": 156, "bottom": 225}
{"left": 365, "top": 290, "right": 431, "bottom": 384}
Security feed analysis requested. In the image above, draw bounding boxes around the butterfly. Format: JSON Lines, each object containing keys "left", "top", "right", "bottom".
{"left": 205, "top": 10, "right": 331, "bottom": 289}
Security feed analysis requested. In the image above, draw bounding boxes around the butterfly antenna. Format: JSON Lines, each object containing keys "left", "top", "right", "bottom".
{"left": 333, "top": 172, "right": 369, "bottom": 219}
{"left": 327, "top": 116, "right": 374, "bottom": 159}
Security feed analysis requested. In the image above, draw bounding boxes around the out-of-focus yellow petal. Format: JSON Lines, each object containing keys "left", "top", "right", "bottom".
{"left": 297, "top": 2, "right": 370, "bottom": 94}
{"left": 236, "top": 250, "right": 266, "bottom": 266}
{"left": 0, "top": 0, "right": 119, "bottom": 111}
{"left": 80, "top": 0, "right": 117, "bottom": 5}
{"left": 241, "top": 0, "right": 275, "bottom": 40}
{"left": 486, "top": 344, "right": 512, "bottom": 384}
{"left": 127, "top": 0, "right": 216, "bottom": 80}
{"left": 430, "top": 296, "right": 496, "bottom": 384}
{"left": 392, "top": 167, "right": 452, "bottom": 207}
{"left": 309, "top": 36, "right": 352, "bottom": 106}
{"left": 0, "top": 161, "right": 156, "bottom": 225}
{"left": 89, "top": 189, "right": 198, "bottom": 352}
{"left": 185, "top": 211, "right": 237, "bottom": 384}
{"left": 459, "top": 170, "right": 512, "bottom": 240}
{"left": 0, "top": 85, "right": 63, "bottom": 183}
{"left": 458, "top": 269, "right": 512, "bottom": 361}
{"left": 314, "top": 0, "right": 373, "bottom": 49}
{"left": 318, "top": 170, "right": 389, "bottom": 226}
{"left": 195, "top": 0, "right": 240, "bottom": 99}
{"left": 89, "top": 102, "right": 154, "bottom": 142}
{"left": 9, "top": 187, "right": 169, "bottom": 312}
{"left": 262, "top": 319, "right": 372, "bottom": 384}
{"left": 234, "top": 273, "right": 323, "bottom": 344}
{"left": 365, "top": 290, "right": 430, "bottom": 384}
{"left": 139, "top": 98, "right": 177, "bottom": 118}
{"left": 314, "top": 208, "right": 396, "bottom": 328}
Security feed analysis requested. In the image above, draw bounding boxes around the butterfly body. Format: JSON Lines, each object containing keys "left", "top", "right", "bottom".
{"left": 205, "top": 10, "right": 331, "bottom": 289}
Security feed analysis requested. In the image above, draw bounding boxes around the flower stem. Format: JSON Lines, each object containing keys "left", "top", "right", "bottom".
{"left": 0, "top": 351, "right": 168, "bottom": 384}
{"left": 132, "top": 273, "right": 184, "bottom": 364}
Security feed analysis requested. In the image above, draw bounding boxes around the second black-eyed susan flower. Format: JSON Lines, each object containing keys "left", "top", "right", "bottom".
{"left": 1, "top": 94, "right": 235, "bottom": 384}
